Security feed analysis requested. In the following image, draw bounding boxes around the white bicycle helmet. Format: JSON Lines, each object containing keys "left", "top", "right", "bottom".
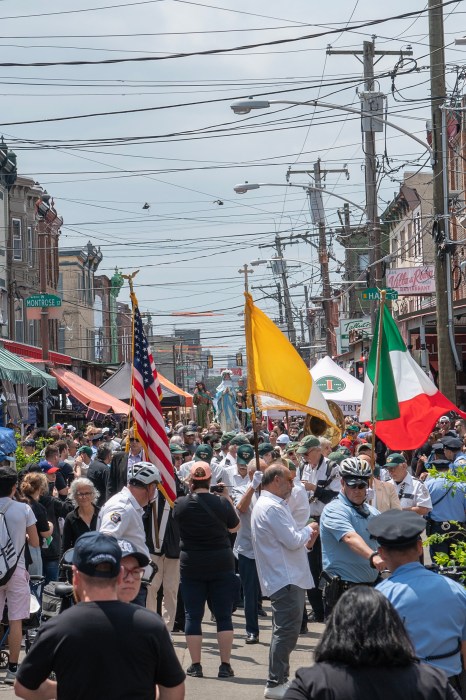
{"left": 129, "top": 461, "right": 161, "bottom": 485}
{"left": 339, "top": 456, "right": 372, "bottom": 479}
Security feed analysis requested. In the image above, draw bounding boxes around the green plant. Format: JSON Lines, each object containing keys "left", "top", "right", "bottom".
{"left": 14, "top": 436, "right": 52, "bottom": 472}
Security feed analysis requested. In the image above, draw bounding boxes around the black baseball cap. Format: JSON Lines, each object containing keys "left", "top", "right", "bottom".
{"left": 73, "top": 532, "right": 121, "bottom": 578}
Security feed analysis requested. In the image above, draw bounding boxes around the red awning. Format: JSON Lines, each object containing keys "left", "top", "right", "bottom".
{"left": 158, "top": 372, "right": 193, "bottom": 408}
{"left": 51, "top": 368, "right": 130, "bottom": 416}
{"left": 3, "top": 340, "right": 71, "bottom": 365}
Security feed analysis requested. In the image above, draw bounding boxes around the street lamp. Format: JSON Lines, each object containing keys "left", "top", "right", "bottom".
{"left": 234, "top": 181, "right": 366, "bottom": 213}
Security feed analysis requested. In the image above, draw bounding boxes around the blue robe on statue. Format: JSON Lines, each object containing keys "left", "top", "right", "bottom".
{"left": 215, "top": 378, "right": 238, "bottom": 432}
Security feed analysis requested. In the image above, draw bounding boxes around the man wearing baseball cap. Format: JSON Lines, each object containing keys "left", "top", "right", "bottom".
{"left": 15, "top": 532, "right": 185, "bottom": 700}
{"left": 384, "top": 453, "right": 432, "bottom": 515}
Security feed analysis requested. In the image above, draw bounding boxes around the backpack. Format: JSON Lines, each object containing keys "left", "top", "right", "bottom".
{"left": 0, "top": 501, "right": 24, "bottom": 587}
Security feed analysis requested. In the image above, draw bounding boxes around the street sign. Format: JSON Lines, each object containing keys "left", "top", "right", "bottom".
{"left": 358, "top": 288, "right": 398, "bottom": 301}
{"left": 25, "top": 294, "right": 62, "bottom": 308}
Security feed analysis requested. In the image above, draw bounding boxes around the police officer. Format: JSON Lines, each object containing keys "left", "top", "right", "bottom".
{"left": 384, "top": 453, "right": 432, "bottom": 515}
{"left": 370, "top": 510, "right": 466, "bottom": 696}
{"left": 425, "top": 458, "right": 466, "bottom": 561}
{"left": 296, "top": 436, "right": 341, "bottom": 623}
{"left": 319, "top": 457, "right": 385, "bottom": 617}
{"left": 99, "top": 462, "right": 160, "bottom": 605}
{"left": 442, "top": 436, "right": 466, "bottom": 475}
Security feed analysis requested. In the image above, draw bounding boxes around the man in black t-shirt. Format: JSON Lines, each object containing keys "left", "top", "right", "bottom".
{"left": 15, "top": 531, "right": 185, "bottom": 700}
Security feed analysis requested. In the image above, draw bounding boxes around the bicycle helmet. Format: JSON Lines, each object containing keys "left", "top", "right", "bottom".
{"left": 339, "top": 456, "right": 372, "bottom": 480}
{"left": 129, "top": 461, "right": 161, "bottom": 485}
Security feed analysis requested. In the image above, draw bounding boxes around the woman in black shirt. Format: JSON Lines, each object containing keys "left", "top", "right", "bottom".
{"left": 62, "top": 478, "right": 100, "bottom": 554}
{"left": 284, "top": 587, "right": 460, "bottom": 700}
{"left": 173, "top": 462, "right": 240, "bottom": 680}
{"left": 20, "top": 472, "right": 53, "bottom": 576}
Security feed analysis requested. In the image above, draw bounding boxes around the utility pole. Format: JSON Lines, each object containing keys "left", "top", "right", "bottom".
{"left": 304, "top": 285, "right": 313, "bottom": 345}
{"left": 276, "top": 283, "right": 284, "bottom": 324}
{"left": 428, "top": 0, "right": 457, "bottom": 400}
{"left": 274, "top": 235, "right": 296, "bottom": 345}
{"left": 328, "top": 39, "right": 413, "bottom": 328}
{"left": 287, "top": 160, "right": 348, "bottom": 357}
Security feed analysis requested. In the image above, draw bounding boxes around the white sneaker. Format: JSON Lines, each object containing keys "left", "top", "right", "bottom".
{"left": 264, "top": 681, "right": 290, "bottom": 699}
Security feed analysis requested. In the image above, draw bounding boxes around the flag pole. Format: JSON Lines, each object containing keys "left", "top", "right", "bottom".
{"left": 122, "top": 270, "right": 140, "bottom": 443}
{"left": 370, "top": 289, "right": 386, "bottom": 480}
{"left": 244, "top": 291, "right": 261, "bottom": 471}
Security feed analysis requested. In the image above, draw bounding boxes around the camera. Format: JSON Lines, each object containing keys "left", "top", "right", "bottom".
{"left": 210, "top": 484, "right": 224, "bottom": 494}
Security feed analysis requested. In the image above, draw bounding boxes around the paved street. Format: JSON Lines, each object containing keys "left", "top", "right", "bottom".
{"left": 0, "top": 601, "right": 323, "bottom": 699}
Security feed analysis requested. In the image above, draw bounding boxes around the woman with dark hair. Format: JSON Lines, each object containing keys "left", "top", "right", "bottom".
{"left": 173, "top": 462, "right": 240, "bottom": 680}
{"left": 284, "top": 586, "right": 460, "bottom": 700}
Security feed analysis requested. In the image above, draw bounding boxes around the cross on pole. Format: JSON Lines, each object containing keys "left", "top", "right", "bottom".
{"left": 238, "top": 264, "right": 254, "bottom": 293}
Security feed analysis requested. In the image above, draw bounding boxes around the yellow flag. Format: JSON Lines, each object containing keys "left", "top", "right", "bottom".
{"left": 244, "top": 292, "right": 335, "bottom": 426}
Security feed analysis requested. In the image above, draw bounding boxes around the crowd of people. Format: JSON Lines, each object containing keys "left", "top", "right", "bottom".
{"left": 0, "top": 412, "right": 463, "bottom": 698}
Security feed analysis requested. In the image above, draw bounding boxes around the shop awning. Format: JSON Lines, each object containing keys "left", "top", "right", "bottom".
{"left": 6, "top": 353, "right": 57, "bottom": 390}
{"left": 51, "top": 368, "right": 130, "bottom": 416}
{"left": 0, "top": 347, "right": 35, "bottom": 385}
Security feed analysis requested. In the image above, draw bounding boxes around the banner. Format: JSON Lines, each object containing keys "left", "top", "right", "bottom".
{"left": 386, "top": 266, "right": 435, "bottom": 295}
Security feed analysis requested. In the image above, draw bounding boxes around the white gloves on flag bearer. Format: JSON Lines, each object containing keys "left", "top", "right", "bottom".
{"left": 250, "top": 471, "right": 263, "bottom": 491}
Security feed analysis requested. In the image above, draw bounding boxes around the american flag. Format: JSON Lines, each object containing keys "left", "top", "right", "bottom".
{"left": 131, "top": 296, "right": 176, "bottom": 504}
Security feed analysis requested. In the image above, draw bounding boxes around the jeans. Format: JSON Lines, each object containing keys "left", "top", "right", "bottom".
{"left": 180, "top": 570, "right": 238, "bottom": 636}
{"left": 269, "top": 584, "right": 305, "bottom": 686}
{"left": 238, "top": 554, "right": 260, "bottom": 636}
{"left": 42, "top": 559, "right": 59, "bottom": 586}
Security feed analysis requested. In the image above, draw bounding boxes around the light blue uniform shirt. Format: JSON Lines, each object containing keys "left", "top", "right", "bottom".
{"left": 320, "top": 492, "right": 379, "bottom": 583}
{"left": 377, "top": 562, "right": 466, "bottom": 676}
{"left": 452, "top": 452, "right": 466, "bottom": 475}
{"left": 425, "top": 476, "right": 466, "bottom": 523}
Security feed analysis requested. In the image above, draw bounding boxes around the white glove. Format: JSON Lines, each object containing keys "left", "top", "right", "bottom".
{"left": 366, "top": 487, "right": 375, "bottom": 501}
{"left": 251, "top": 471, "right": 263, "bottom": 490}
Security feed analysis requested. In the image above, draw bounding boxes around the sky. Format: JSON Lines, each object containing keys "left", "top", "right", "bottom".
{"left": 1, "top": 0, "right": 466, "bottom": 365}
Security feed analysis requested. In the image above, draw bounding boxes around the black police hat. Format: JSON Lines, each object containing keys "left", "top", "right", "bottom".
{"left": 441, "top": 436, "right": 462, "bottom": 451}
{"left": 430, "top": 459, "right": 450, "bottom": 470}
{"left": 432, "top": 442, "right": 445, "bottom": 452}
{"left": 367, "top": 509, "right": 425, "bottom": 549}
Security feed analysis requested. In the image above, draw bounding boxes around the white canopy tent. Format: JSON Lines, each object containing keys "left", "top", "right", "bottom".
{"left": 310, "top": 356, "right": 363, "bottom": 415}
{"left": 263, "top": 356, "right": 363, "bottom": 417}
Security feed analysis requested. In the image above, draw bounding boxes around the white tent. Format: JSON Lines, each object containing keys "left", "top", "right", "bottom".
{"left": 310, "top": 356, "right": 363, "bottom": 415}
{"left": 263, "top": 356, "right": 363, "bottom": 418}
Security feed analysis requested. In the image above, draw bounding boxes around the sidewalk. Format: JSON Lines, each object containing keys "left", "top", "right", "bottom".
{"left": 173, "top": 602, "right": 323, "bottom": 700}
{"left": 0, "top": 602, "right": 323, "bottom": 698}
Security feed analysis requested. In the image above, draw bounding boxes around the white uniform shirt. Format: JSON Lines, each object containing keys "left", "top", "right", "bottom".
{"left": 232, "top": 483, "right": 258, "bottom": 560}
{"left": 389, "top": 472, "right": 432, "bottom": 511}
{"left": 98, "top": 486, "right": 150, "bottom": 558}
{"left": 288, "top": 479, "right": 310, "bottom": 528}
{"left": 218, "top": 452, "right": 237, "bottom": 470}
{"left": 301, "top": 458, "right": 341, "bottom": 516}
{"left": 251, "top": 491, "right": 313, "bottom": 596}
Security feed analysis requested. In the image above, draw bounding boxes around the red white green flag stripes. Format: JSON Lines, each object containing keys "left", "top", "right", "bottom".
{"left": 359, "top": 305, "right": 466, "bottom": 450}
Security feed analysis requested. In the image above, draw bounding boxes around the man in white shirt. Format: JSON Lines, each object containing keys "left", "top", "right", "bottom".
{"left": 384, "top": 453, "right": 432, "bottom": 515}
{"left": 251, "top": 463, "right": 318, "bottom": 699}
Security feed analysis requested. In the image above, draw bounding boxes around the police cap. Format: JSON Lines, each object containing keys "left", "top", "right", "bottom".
{"left": 441, "top": 436, "right": 462, "bottom": 451}
{"left": 367, "top": 509, "right": 425, "bottom": 549}
{"left": 431, "top": 442, "right": 445, "bottom": 452}
{"left": 430, "top": 459, "right": 451, "bottom": 470}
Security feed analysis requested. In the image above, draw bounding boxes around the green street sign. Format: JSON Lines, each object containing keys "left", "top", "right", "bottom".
{"left": 25, "top": 293, "right": 62, "bottom": 308}
{"left": 358, "top": 288, "right": 398, "bottom": 301}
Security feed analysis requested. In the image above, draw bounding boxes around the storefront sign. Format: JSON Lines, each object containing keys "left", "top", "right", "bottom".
{"left": 339, "top": 317, "right": 371, "bottom": 353}
{"left": 386, "top": 266, "right": 435, "bottom": 295}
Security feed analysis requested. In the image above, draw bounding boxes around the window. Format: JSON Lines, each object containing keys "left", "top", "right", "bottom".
{"left": 15, "top": 298, "right": 24, "bottom": 342}
{"left": 12, "top": 219, "right": 22, "bottom": 261}
{"left": 357, "top": 253, "right": 369, "bottom": 272}
{"left": 28, "top": 320, "right": 36, "bottom": 346}
{"left": 400, "top": 228, "right": 406, "bottom": 261}
{"left": 27, "top": 226, "right": 34, "bottom": 267}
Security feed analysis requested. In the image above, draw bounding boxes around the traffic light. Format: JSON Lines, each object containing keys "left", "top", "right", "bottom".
{"left": 236, "top": 352, "right": 243, "bottom": 367}
{"left": 207, "top": 354, "right": 213, "bottom": 369}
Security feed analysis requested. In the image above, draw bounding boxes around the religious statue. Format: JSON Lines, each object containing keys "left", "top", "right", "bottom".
{"left": 193, "top": 381, "right": 213, "bottom": 429}
{"left": 214, "top": 370, "right": 238, "bottom": 432}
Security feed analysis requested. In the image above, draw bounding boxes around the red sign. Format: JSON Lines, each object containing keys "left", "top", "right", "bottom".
{"left": 219, "top": 367, "right": 243, "bottom": 377}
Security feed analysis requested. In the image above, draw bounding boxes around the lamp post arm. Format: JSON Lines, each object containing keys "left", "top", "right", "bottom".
{"left": 238, "top": 181, "right": 366, "bottom": 213}
{"left": 266, "top": 99, "right": 430, "bottom": 153}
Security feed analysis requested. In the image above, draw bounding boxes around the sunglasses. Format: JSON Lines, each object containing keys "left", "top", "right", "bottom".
{"left": 345, "top": 482, "right": 367, "bottom": 490}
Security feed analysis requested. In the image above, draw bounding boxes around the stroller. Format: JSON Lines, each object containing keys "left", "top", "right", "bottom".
{"left": 0, "top": 574, "right": 45, "bottom": 668}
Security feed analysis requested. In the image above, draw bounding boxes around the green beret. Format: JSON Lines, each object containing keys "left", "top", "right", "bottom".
{"left": 296, "top": 435, "right": 320, "bottom": 454}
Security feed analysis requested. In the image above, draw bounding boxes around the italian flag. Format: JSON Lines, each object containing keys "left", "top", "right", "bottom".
{"left": 359, "top": 306, "right": 466, "bottom": 449}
